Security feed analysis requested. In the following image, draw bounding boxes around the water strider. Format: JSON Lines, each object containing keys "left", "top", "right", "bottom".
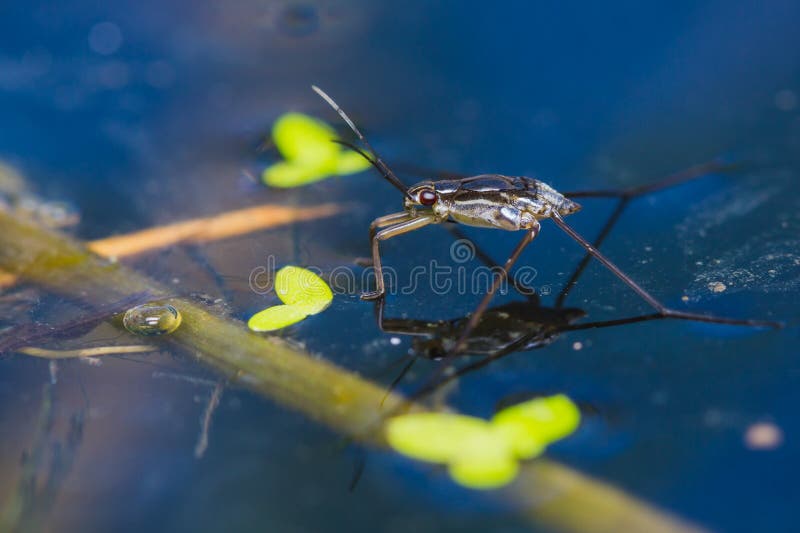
{"left": 376, "top": 168, "right": 731, "bottom": 397}
{"left": 312, "top": 86, "right": 783, "bottom": 355}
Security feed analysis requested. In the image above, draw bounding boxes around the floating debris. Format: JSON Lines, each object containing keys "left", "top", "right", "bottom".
{"left": 248, "top": 266, "right": 333, "bottom": 332}
{"left": 261, "top": 112, "right": 370, "bottom": 187}
{"left": 385, "top": 394, "right": 580, "bottom": 490}
{"left": 0, "top": 162, "right": 80, "bottom": 228}
{"left": 708, "top": 281, "right": 727, "bottom": 293}
{"left": 19, "top": 344, "right": 157, "bottom": 359}
{"left": 88, "top": 203, "right": 342, "bottom": 258}
{"left": 123, "top": 303, "right": 182, "bottom": 336}
{"left": 744, "top": 422, "right": 783, "bottom": 450}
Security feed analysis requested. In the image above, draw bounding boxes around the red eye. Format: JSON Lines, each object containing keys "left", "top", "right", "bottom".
{"left": 419, "top": 189, "right": 437, "bottom": 206}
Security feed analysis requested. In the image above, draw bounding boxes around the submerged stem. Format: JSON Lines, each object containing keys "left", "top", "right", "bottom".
{"left": 0, "top": 210, "right": 705, "bottom": 533}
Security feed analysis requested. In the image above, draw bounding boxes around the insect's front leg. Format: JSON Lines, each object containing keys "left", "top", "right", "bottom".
{"left": 369, "top": 212, "right": 413, "bottom": 243}
{"left": 362, "top": 215, "right": 436, "bottom": 300}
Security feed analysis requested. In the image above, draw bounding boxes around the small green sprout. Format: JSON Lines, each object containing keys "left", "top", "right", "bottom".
{"left": 248, "top": 266, "right": 333, "bottom": 332}
{"left": 385, "top": 394, "right": 580, "bottom": 490}
{"left": 262, "top": 112, "right": 371, "bottom": 187}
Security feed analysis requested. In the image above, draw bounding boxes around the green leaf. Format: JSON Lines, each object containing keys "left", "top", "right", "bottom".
{"left": 334, "top": 149, "right": 372, "bottom": 174}
{"left": 247, "top": 304, "right": 311, "bottom": 332}
{"left": 247, "top": 266, "right": 333, "bottom": 332}
{"left": 262, "top": 112, "right": 371, "bottom": 188}
{"left": 273, "top": 112, "right": 338, "bottom": 163}
{"left": 491, "top": 394, "right": 581, "bottom": 454}
{"left": 262, "top": 161, "right": 333, "bottom": 188}
{"left": 385, "top": 395, "right": 581, "bottom": 491}
{"left": 274, "top": 266, "right": 333, "bottom": 314}
{"left": 448, "top": 453, "right": 519, "bottom": 490}
{"left": 385, "top": 412, "right": 493, "bottom": 463}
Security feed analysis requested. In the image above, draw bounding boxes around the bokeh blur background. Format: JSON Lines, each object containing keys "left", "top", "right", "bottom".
{"left": 1, "top": 2, "right": 799, "bottom": 532}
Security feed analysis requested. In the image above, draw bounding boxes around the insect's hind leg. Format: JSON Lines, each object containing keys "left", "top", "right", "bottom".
{"left": 550, "top": 211, "right": 783, "bottom": 329}
{"left": 555, "top": 160, "right": 735, "bottom": 307}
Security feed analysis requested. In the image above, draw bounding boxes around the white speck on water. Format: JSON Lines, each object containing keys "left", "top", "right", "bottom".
{"left": 572, "top": 341, "right": 583, "bottom": 351}
{"left": 708, "top": 281, "right": 727, "bottom": 293}
{"left": 389, "top": 337, "right": 401, "bottom": 346}
{"left": 744, "top": 422, "right": 783, "bottom": 450}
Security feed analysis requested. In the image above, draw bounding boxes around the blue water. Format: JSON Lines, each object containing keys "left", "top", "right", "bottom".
{"left": 1, "top": 2, "right": 799, "bottom": 532}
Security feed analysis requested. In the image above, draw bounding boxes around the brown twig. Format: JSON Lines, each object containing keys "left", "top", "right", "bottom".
{"left": 0, "top": 202, "right": 343, "bottom": 289}
{"left": 88, "top": 203, "right": 343, "bottom": 258}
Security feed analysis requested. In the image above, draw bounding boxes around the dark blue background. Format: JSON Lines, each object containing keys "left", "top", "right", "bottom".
{"left": 1, "top": 1, "right": 798, "bottom": 532}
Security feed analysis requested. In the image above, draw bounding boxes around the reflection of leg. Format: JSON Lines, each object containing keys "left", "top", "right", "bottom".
{"left": 362, "top": 215, "right": 436, "bottom": 300}
{"left": 551, "top": 211, "right": 782, "bottom": 328}
{"left": 410, "top": 312, "right": 661, "bottom": 403}
{"left": 451, "top": 221, "right": 541, "bottom": 354}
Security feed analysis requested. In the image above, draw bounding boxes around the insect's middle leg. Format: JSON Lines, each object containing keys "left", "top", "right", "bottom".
{"left": 362, "top": 215, "right": 436, "bottom": 300}
{"left": 451, "top": 220, "right": 542, "bottom": 354}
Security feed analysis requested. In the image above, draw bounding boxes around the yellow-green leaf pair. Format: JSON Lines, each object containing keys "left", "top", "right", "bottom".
{"left": 385, "top": 394, "right": 580, "bottom": 490}
{"left": 262, "top": 113, "right": 371, "bottom": 187}
{"left": 248, "top": 266, "right": 333, "bottom": 332}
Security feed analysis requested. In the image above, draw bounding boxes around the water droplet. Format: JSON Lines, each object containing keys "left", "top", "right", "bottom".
{"left": 123, "top": 303, "right": 182, "bottom": 336}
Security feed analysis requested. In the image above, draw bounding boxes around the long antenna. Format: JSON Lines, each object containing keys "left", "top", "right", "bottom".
{"left": 312, "top": 85, "right": 412, "bottom": 199}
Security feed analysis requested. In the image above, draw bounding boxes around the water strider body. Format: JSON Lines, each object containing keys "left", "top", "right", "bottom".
{"left": 312, "top": 86, "right": 782, "bottom": 355}
{"left": 405, "top": 175, "right": 581, "bottom": 231}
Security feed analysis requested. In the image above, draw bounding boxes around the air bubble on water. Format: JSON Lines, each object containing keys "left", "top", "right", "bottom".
{"left": 123, "top": 303, "right": 182, "bottom": 336}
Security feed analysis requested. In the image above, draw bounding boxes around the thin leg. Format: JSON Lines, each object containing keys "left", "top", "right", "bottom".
{"left": 556, "top": 161, "right": 734, "bottom": 307}
{"left": 369, "top": 212, "right": 412, "bottom": 242}
{"left": 550, "top": 211, "right": 782, "bottom": 328}
{"left": 381, "top": 357, "right": 418, "bottom": 406}
{"left": 363, "top": 215, "right": 436, "bottom": 300}
{"left": 562, "top": 160, "right": 731, "bottom": 199}
{"left": 444, "top": 224, "right": 540, "bottom": 301}
{"left": 451, "top": 221, "right": 541, "bottom": 354}
{"left": 555, "top": 199, "right": 628, "bottom": 307}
